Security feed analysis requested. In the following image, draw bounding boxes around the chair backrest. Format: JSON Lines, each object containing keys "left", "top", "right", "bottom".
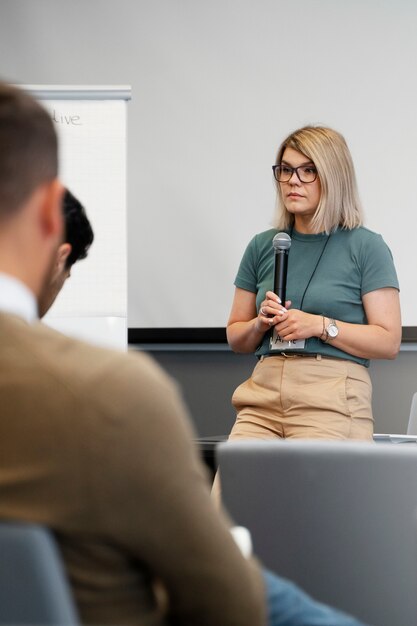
{"left": 407, "top": 392, "right": 417, "bottom": 435}
{"left": 218, "top": 439, "right": 417, "bottom": 626}
{"left": 0, "top": 521, "right": 79, "bottom": 625}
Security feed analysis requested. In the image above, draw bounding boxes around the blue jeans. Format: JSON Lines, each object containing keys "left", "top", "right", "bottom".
{"left": 263, "top": 569, "right": 369, "bottom": 626}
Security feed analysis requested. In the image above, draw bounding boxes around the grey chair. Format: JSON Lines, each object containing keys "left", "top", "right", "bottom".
{"left": 218, "top": 439, "right": 417, "bottom": 626}
{"left": 0, "top": 521, "right": 79, "bottom": 625}
{"left": 407, "top": 392, "right": 417, "bottom": 435}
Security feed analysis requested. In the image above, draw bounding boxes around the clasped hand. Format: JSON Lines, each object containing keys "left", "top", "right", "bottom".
{"left": 257, "top": 291, "right": 321, "bottom": 341}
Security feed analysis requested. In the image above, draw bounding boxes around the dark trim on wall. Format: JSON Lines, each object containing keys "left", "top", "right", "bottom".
{"left": 128, "top": 327, "right": 227, "bottom": 344}
{"left": 128, "top": 327, "right": 417, "bottom": 345}
{"left": 401, "top": 327, "right": 417, "bottom": 343}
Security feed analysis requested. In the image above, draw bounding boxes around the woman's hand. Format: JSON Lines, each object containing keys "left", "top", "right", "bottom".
{"left": 259, "top": 291, "right": 322, "bottom": 341}
{"left": 274, "top": 308, "right": 323, "bottom": 341}
{"left": 256, "top": 291, "right": 290, "bottom": 333}
{"left": 227, "top": 288, "right": 292, "bottom": 353}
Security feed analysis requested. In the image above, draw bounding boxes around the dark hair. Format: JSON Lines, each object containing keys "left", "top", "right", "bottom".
{"left": 0, "top": 82, "right": 58, "bottom": 215}
{"left": 63, "top": 189, "right": 94, "bottom": 268}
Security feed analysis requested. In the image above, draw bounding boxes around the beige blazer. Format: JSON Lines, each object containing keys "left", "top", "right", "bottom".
{"left": 0, "top": 313, "right": 265, "bottom": 626}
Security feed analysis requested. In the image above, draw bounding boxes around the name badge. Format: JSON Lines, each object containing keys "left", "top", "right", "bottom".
{"left": 269, "top": 327, "right": 306, "bottom": 351}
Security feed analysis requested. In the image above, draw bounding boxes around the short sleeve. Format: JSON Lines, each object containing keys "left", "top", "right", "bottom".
{"left": 360, "top": 233, "right": 399, "bottom": 296}
{"left": 234, "top": 235, "right": 259, "bottom": 293}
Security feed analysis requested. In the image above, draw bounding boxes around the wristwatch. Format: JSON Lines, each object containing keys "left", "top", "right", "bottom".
{"left": 324, "top": 318, "right": 339, "bottom": 342}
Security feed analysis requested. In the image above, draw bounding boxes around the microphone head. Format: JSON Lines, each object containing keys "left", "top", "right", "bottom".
{"left": 272, "top": 232, "right": 291, "bottom": 251}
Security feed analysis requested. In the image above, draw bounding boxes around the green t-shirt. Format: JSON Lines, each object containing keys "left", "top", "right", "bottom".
{"left": 234, "top": 227, "right": 399, "bottom": 366}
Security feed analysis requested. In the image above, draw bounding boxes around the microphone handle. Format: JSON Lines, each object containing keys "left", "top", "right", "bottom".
{"left": 273, "top": 250, "right": 288, "bottom": 305}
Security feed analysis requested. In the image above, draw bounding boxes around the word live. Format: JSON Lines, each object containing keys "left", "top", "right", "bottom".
{"left": 51, "top": 109, "right": 82, "bottom": 125}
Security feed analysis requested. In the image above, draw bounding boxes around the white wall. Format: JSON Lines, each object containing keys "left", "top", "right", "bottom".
{"left": 0, "top": 0, "right": 416, "bottom": 432}
{"left": 1, "top": 0, "right": 416, "bottom": 329}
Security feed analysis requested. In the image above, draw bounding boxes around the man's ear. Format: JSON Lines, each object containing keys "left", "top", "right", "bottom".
{"left": 39, "top": 179, "right": 65, "bottom": 240}
{"left": 50, "top": 242, "right": 72, "bottom": 282}
{"left": 56, "top": 243, "right": 72, "bottom": 271}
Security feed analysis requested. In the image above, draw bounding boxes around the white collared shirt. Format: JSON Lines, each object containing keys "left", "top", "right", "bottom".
{"left": 0, "top": 273, "right": 38, "bottom": 323}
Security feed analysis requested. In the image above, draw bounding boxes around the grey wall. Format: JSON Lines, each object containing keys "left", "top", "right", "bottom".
{"left": 1, "top": 0, "right": 416, "bottom": 435}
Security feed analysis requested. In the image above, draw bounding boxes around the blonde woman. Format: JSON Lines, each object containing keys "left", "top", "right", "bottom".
{"left": 226, "top": 126, "right": 401, "bottom": 442}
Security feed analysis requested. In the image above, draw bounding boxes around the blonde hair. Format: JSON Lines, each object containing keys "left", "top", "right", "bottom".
{"left": 274, "top": 126, "right": 363, "bottom": 233}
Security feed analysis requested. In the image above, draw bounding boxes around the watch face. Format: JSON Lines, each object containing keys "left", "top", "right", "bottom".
{"left": 328, "top": 323, "right": 338, "bottom": 338}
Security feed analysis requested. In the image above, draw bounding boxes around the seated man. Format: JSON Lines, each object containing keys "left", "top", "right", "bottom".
{"left": 0, "top": 81, "right": 365, "bottom": 626}
{"left": 39, "top": 187, "right": 94, "bottom": 316}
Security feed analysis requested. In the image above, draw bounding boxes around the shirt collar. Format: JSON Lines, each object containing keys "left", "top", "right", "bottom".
{"left": 0, "top": 273, "right": 38, "bottom": 323}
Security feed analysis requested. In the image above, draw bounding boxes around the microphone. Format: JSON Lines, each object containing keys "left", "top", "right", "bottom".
{"left": 272, "top": 232, "right": 291, "bottom": 305}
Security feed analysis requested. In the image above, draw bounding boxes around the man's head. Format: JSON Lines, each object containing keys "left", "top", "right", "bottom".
{"left": 0, "top": 82, "right": 63, "bottom": 300}
{"left": 0, "top": 83, "right": 58, "bottom": 214}
{"left": 39, "top": 188, "right": 94, "bottom": 317}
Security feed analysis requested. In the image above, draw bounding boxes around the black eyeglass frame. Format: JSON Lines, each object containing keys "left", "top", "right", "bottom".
{"left": 272, "top": 164, "right": 318, "bottom": 184}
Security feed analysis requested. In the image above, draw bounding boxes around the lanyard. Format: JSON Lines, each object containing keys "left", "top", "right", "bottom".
{"left": 289, "top": 226, "right": 331, "bottom": 312}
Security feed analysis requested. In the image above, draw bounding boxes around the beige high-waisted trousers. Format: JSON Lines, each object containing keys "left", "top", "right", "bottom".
{"left": 229, "top": 353, "right": 373, "bottom": 440}
{"left": 212, "top": 353, "right": 373, "bottom": 504}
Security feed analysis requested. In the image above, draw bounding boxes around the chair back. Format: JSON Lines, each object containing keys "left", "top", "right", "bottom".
{"left": 0, "top": 521, "right": 79, "bottom": 625}
{"left": 218, "top": 439, "right": 417, "bottom": 626}
{"left": 407, "top": 391, "right": 417, "bottom": 435}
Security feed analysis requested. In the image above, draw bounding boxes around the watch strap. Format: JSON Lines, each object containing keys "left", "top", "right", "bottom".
{"left": 321, "top": 317, "right": 338, "bottom": 343}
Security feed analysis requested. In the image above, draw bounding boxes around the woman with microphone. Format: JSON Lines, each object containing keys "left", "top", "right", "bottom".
{"left": 224, "top": 126, "right": 401, "bottom": 444}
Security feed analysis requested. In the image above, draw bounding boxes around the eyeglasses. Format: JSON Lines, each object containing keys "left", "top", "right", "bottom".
{"left": 272, "top": 164, "right": 318, "bottom": 184}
